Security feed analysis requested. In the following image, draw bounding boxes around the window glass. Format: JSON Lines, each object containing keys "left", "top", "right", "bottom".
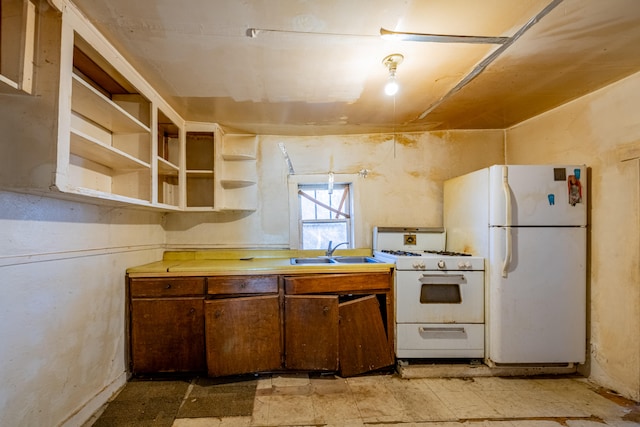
{"left": 298, "top": 183, "right": 351, "bottom": 250}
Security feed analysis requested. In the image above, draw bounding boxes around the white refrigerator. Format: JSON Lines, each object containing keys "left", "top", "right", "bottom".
{"left": 444, "top": 165, "right": 587, "bottom": 365}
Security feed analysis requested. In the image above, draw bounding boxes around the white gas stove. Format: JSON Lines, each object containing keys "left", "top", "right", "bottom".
{"left": 373, "top": 227, "right": 484, "bottom": 271}
{"left": 373, "top": 227, "right": 486, "bottom": 359}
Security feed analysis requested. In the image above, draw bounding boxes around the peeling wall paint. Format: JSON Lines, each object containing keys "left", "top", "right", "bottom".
{"left": 164, "top": 130, "right": 505, "bottom": 248}
{"left": 506, "top": 70, "right": 640, "bottom": 401}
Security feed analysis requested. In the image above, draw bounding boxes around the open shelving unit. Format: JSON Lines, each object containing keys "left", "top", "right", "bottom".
{"left": 215, "top": 133, "right": 258, "bottom": 211}
{"left": 2, "top": 0, "right": 259, "bottom": 212}
{"left": 156, "top": 109, "right": 181, "bottom": 208}
{"left": 66, "top": 33, "right": 153, "bottom": 203}
{"left": 0, "top": 0, "right": 35, "bottom": 94}
{"left": 183, "top": 124, "right": 258, "bottom": 212}
{"left": 185, "top": 124, "right": 216, "bottom": 210}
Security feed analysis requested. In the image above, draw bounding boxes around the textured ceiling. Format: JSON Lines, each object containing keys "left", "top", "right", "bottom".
{"left": 70, "top": 0, "right": 640, "bottom": 135}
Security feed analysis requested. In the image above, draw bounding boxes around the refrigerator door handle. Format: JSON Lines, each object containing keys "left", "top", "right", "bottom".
{"left": 502, "top": 165, "right": 512, "bottom": 227}
{"left": 502, "top": 166, "right": 512, "bottom": 277}
{"left": 502, "top": 227, "right": 512, "bottom": 277}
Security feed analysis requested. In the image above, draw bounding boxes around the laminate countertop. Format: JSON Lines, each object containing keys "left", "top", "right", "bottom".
{"left": 126, "top": 249, "right": 394, "bottom": 277}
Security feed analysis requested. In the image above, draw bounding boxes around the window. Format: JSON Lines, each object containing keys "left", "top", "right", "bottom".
{"left": 288, "top": 173, "right": 359, "bottom": 250}
{"left": 298, "top": 183, "right": 352, "bottom": 249}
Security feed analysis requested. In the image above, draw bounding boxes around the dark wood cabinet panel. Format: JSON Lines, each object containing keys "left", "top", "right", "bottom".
{"left": 130, "top": 297, "right": 205, "bottom": 373}
{"left": 130, "top": 277, "right": 205, "bottom": 297}
{"left": 207, "top": 275, "right": 278, "bottom": 296}
{"left": 284, "top": 272, "right": 391, "bottom": 294}
{"left": 205, "top": 295, "right": 282, "bottom": 377}
{"left": 285, "top": 295, "right": 339, "bottom": 371}
{"left": 339, "top": 295, "right": 395, "bottom": 377}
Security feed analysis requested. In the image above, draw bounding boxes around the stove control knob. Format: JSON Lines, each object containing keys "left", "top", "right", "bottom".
{"left": 458, "top": 261, "right": 472, "bottom": 269}
{"left": 412, "top": 261, "right": 425, "bottom": 269}
{"left": 437, "top": 260, "right": 446, "bottom": 269}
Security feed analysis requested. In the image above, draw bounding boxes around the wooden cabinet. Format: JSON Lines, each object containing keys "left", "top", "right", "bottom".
{"left": 47, "top": 2, "right": 188, "bottom": 208}
{"left": 128, "top": 270, "right": 394, "bottom": 378}
{"left": 282, "top": 272, "right": 395, "bottom": 377}
{"left": 204, "top": 275, "right": 281, "bottom": 377}
{"left": 64, "top": 33, "right": 167, "bottom": 205}
{"left": 184, "top": 122, "right": 258, "bottom": 211}
{"left": 205, "top": 295, "right": 282, "bottom": 377}
{"left": 285, "top": 295, "right": 339, "bottom": 371}
{"left": 185, "top": 123, "right": 216, "bottom": 209}
{"left": 1, "top": 2, "right": 258, "bottom": 211}
{"left": 216, "top": 132, "right": 258, "bottom": 211}
{"left": 339, "top": 295, "right": 395, "bottom": 377}
{"left": 129, "top": 278, "right": 205, "bottom": 374}
{"left": 156, "top": 109, "right": 181, "bottom": 208}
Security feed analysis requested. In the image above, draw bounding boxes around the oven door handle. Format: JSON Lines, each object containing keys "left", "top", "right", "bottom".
{"left": 418, "top": 326, "right": 468, "bottom": 338}
{"left": 419, "top": 274, "right": 465, "bottom": 284}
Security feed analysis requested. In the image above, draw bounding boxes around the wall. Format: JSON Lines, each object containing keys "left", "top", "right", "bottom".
{"left": 165, "top": 130, "right": 505, "bottom": 248}
{"left": 0, "top": 191, "right": 165, "bottom": 427}
{"left": 506, "top": 71, "right": 640, "bottom": 401}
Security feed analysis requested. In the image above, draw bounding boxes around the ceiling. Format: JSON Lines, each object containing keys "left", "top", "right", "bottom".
{"left": 70, "top": 0, "right": 640, "bottom": 135}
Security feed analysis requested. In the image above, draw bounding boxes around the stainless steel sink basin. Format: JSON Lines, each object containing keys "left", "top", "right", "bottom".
{"left": 290, "top": 257, "right": 335, "bottom": 264}
{"left": 290, "top": 256, "right": 382, "bottom": 265}
{"left": 332, "top": 256, "right": 381, "bottom": 263}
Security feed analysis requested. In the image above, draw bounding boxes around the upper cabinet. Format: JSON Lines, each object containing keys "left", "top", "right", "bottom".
{"left": 65, "top": 35, "right": 154, "bottom": 204}
{"left": 156, "top": 109, "right": 181, "bottom": 208}
{"left": 0, "top": 0, "right": 257, "bottom": 212}
{"left": 185, "top": 122, "right": 258, "bottom": 212}
{"left": 216, "top": 132, "right": 258, "bottom": 211}
{"left": 0, "top": 0, "right": 36, "bottom": 94}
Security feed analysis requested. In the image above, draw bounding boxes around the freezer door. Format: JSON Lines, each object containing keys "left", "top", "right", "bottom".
{"left": 489, "top": 165, "right": 587, "bottom": 226}
{"left": 487, "top": 226, "right": 586, "bottom": 364}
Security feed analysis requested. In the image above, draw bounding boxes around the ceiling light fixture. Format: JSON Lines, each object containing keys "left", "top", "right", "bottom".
{"left": 382, "top": 53, "right": 403, "bottom": 96}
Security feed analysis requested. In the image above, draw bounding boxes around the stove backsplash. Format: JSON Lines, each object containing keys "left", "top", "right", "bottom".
{"left": 373, "top": 227, "right": 446, "bottom": 252}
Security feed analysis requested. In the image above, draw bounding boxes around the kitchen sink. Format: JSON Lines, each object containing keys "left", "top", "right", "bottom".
{"left": 290, "top": 256, "right": 382, "bottom": 265}
{"left": 332, "top": 256, "right": 381, "bottom": 263}
{"left": 290, "top": 257, "right": 335, "bottom": 264}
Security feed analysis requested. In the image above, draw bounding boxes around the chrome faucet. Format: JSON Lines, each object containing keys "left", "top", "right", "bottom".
{"left": 326, "top": 240, "right": 349, "bottom": 257}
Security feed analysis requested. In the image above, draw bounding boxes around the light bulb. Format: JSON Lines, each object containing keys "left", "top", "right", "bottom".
{"left": 384, "top": 75, "right": 399, "bottom": 96}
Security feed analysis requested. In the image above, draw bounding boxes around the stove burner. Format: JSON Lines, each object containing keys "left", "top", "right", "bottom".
{"left": 380, "top": 249, "right": 422, "bottom": 256}
{"left": 423, "top": 250, "right": 472, "bottom": 256}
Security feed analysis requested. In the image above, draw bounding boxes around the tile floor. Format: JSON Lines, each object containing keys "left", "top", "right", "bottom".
{"left": 91, "top": 372, "right": 640, "bottom": 427}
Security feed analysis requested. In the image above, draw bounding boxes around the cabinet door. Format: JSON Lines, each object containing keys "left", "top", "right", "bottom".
{"left": 285, "top": 295, "right": 339, "bottom": 371}
{"left": 131, "top": 297, "right": 205, "bottom": 373}
{"left": 205, "top": 295, "right": 282, "bottom": 377}
{"left": 339, "top": 295, "right": 394, "bottom": 377}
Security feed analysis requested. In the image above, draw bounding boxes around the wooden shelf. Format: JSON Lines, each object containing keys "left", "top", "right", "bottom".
{"left": 70, "top": 129, "right": 150, "bottom": 171}
{"left": 158, "top": 157, "right": 179, "bottom": 176}
{"left": 221, "top": 153, "right": 256, "bottom": 161}
{"left": 71, "top": 73, "right": 150, "bottom": 134}
{"left": 0, "top": 74, "right": 21, "bottom": 93}
{"left": 187, "top": 170, "right": 214, "bottom": 178}
{"left": 220, "top": 179, "right": 256, "bottom": 189}
{"left": 64, "top": 185, "right": 153, "bottom": 207}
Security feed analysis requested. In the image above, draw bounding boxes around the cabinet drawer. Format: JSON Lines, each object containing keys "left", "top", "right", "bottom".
{"left": 207, "top": 275, "right": 278, "bottom": 295}
{"left": 284, "top": 272, "right": 391, "bottom": 294}
{"left": 130, "top": 278, "right": 205, "bottom": 297}
{"left": 396, "top": 323, "right": 484, "bottom": 358}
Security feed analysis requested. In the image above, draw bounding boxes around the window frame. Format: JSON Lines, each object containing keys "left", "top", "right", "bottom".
{"left": 288, "top": 174, "right": 359, "bottom": 250}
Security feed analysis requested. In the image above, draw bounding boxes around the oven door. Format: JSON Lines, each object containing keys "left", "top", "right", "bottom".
{"left": 395, "top": 270, "right": 484, "bottom": 323}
